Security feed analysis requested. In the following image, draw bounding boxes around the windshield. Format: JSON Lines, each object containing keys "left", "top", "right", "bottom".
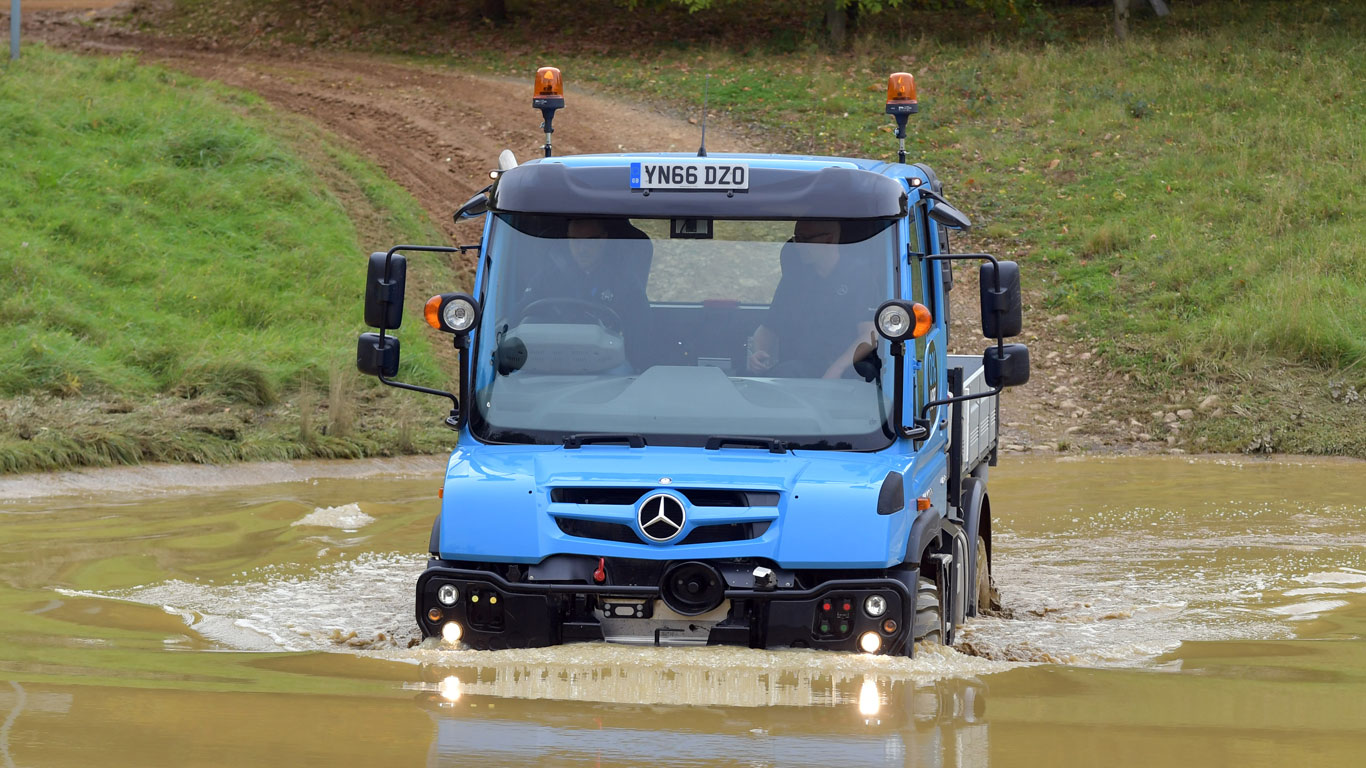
{"left": 470, "top": 213, "right": 898, "bottom": 450}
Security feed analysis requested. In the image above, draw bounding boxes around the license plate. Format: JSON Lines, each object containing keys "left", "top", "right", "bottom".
{"left": 630, "top": 162, "right": 749, "bottom": 191}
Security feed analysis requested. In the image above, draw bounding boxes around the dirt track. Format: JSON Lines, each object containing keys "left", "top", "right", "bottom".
{"left": 22, "top": 5, "right": 1141, "bottom": 455}
{"left": 30, "top": 10, "right": 747, "bottom": 248}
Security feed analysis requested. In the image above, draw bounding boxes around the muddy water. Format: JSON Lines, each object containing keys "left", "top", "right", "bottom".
{"left": 2, "top": 456, "right": 1365, "bottom": 766}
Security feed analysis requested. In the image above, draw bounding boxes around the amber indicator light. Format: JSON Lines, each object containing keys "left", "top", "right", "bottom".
{"left": 423, "top": 295, "right": 443, "bottom": 330}
{"left": 911, "top": 303, "right": 933, "bottom": 339}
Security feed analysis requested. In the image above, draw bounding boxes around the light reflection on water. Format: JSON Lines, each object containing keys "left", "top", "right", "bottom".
{"left": 411, "top": 673, "right": 989, "bottom": 768}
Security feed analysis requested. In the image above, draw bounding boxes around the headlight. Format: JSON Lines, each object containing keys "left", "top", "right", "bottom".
{"left": 442, "top": 296, "right": 477, "bottom": 333}
{"left": 864, "top": 594, "right": 888, "bottom": 618}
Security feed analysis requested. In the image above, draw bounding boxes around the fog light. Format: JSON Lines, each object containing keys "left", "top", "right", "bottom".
{"left": 864, "top": 594, "right": 888, "bottom": 618}
{"left": 859, "top": 631, "right": 881, "bottom": 654}
{"left": 441, "top": 621, "right": 463, "bottom": 644}
{"left": 438, "top": 584, "right": 459, "bottom": 606}
{"left": 427, "top": 607, "right": 443, "bottom": 623}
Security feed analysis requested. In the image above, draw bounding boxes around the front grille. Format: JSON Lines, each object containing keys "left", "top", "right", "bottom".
{"left": 555, "top": 517, "right": 770, "bottom": 545}
{"left": 677, "top": 521, "right": 771, "bottom": 546}
{"left": 555, "top": 517, "right": 639, "bottom": 543}
{"left": 551, "top": 487, "right": 649, "bottom": 505}
{"left": 680, "top": 489, "right": 780, "bottom": 507}
{"left": 551, "top": 487, "right": 780, "bottom": 507}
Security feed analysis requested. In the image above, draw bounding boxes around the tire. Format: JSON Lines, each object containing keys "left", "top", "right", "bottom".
{"left": 913, "top": 575, "right": 943, "bottom": 647}
{"left": 973, "top": 534, "right": 1002, "bottom": 615}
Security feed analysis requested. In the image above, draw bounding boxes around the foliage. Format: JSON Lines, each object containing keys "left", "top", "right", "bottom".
{"left": 649, "top": 0, "right": 1027, "bottom": 20}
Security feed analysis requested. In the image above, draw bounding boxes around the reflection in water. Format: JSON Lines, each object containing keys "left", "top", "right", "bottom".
{"left": 438, "top": 676, "right": 461, "bottom": 703}
{"left": 415, "top": 671, "right": 988, "bottom": 768}
{"left": 2, "top": 681, "right": 24, "bottom": 768}
{"left": 404, "top": 643, "right": 1012, "bottom": 708}
{"left": 858, "top": 677, "right": 880, "bottom": 717}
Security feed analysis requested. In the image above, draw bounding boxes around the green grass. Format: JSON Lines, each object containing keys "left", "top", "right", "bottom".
{"left": 468, "top": 11, "right": 1366, "bottom": 373}
{"left": 0, "top": 47, "right": 459, "bottom": 472}
{"left": 140, "top": 0, "right": 1366, "bottom": 454}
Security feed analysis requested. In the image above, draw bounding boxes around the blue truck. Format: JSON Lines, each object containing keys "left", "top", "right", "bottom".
{"left": 356, "top": 68, "right": 1029, "bottom": 656}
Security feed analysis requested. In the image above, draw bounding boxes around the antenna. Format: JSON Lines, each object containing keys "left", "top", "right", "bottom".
{"left": 698, "top": 74, "right": 710, "bottom": 158}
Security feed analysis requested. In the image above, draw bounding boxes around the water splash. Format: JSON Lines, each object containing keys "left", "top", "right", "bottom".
{"left": 290, "top": 503, "right": 375, "bottom": 531}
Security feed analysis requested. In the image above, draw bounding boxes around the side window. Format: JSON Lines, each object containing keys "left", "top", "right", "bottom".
{"left": 910, "top": 250, "right": 929, "bottom": 363}
{"left": 910, "top": 217, "right": 931, "bottom": 419}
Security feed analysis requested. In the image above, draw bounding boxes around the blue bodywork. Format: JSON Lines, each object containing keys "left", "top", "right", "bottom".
{"left": 438, "top": 152, "right": 953, "bottom": 571}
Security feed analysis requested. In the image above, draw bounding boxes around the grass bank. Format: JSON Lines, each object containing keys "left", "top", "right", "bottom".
{"left": 0, "top": 47, "right": 460, "bottom": 473}
{"left": 154, "top": 0, "right": 1366, "bottom": 455}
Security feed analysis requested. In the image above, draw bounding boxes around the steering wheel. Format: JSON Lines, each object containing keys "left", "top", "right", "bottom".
{"left": 519, "top": 297, "right": 623, "bottom": 333}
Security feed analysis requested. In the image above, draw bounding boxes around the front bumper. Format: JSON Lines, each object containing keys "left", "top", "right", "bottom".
{"left": 416, "top": 561, "right": 914, "bottom": 655}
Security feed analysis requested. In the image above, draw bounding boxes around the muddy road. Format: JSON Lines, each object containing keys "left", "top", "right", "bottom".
{"left": 2, "top": 456, "right": 1365, "bottom": 766}
{"left": 32, "top": 10, "right": 748, "bottom": 248}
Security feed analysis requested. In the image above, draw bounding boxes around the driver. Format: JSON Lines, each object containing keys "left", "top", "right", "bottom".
{"left": 746, "top": 219, "right": 880, "bottom": 378}
{"left": 518, "top": 217, "right": 652, "bottom": 369}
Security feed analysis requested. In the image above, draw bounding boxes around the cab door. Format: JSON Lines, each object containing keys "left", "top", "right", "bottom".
{"left": 909, "top": 203, "right": 950, "bottom": 464}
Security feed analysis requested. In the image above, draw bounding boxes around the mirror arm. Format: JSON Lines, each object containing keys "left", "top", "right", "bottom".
{"left": 378, "top": 245, "right": 464, "bottom": 330}
{"left": 920, "top": 386, "right": 1002, "bottom": 422}
{"left": 383, "top": 244, "right": 462, "bottom": 274}
{"left": 924, "top": 252, "right": 1001, "bottom": 291}
{"left": 373, "top": 245, "right": 468, "bottom": 428}
{"left": 924, "top": 251, "right": 1008, "bottom": 356}
{"left": 376, "top": 243, "right": 466, "bottom": 345}
{"left": 378, "top": 376, "right": 459, "bottom": 415}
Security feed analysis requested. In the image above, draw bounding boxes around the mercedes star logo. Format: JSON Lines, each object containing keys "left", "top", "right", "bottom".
{"left": 637, "top": 493, "right": 687, "bottom": 542}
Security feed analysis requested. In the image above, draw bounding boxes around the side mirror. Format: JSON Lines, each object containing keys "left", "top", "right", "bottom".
{"left": 495, "top": 336, "right": 528, "bottom": 375}
{"left": 364, "top": 252, "right": 407, "bottom": 330}
{"left": 851, "top": 340, "right": 881, "bottom": 382}
{"left": 980, "top": 260, "right": 1022, "bottom": 339}
{"left": 927, "top": 201, "right": 972, "bottom": 230}
{"left": 455, "top": 192, "right": 488, "bottom": 220}
{"left": 356, "top": 333, "right": 401, "bottom": 378}
{"left": 984, "top": 343, "right": 1030, "bottom": 388}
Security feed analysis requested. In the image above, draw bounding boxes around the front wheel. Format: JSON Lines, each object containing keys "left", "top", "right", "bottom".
{"left": 912, "top": 575, "right": 943, "bottom": 649}
{"left": 973, "top": 534, "right": 1002, "bottom": 614}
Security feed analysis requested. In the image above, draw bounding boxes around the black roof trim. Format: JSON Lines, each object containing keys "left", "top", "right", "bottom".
{"left": 489, "top": 163, "right": 908, "bottom": 220}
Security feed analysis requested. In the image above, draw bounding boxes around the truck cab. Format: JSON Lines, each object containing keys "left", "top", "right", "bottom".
{"left": 356, "top": 70, "right": 1029, "bottom": 655}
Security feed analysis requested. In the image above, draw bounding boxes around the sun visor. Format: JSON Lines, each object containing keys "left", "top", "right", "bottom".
{"left": 488, "top": 163, "right": 908, "bottom": 220}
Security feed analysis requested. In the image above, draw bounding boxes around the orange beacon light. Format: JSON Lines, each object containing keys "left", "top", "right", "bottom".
{"left": 884, "top": 72, "right": 919, "bottom": 164}
{"left": 533, "top": 66, "right": 565, "bottom": 158}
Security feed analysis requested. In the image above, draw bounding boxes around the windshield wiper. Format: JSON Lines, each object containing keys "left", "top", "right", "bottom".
{"left": 704, "top": 436, "right": 787, "bottom": 454}
{"left": 563, "top": 433, "right": 647, "bottom": 449}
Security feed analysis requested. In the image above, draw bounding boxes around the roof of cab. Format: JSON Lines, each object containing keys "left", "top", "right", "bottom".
{"left": 488, "top": 152, "right": 920, "bottom": 220}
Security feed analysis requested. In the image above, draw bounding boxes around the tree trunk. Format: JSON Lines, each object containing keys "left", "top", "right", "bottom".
{"left": 1114, "top": 0, "right": 1130, "bottom": 40}
{"left": 826, "top": 0, "right": 846, "bottom": 49}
